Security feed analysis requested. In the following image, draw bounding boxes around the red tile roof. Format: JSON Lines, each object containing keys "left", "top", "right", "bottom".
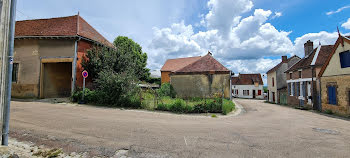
{"left": 266, "top": 55, "right": 300, "bottom": 74}
{"left": 15, "top": 15, "right": 114, "bottom": 47}
{"left": 174, "top": 54, "right": 230, "bottom": 73}
{"left": 286, "top": 45, "right": 333, "bottom": 72}
{"left": 161, "top": 56, "right": 202, "bottom": 72}
{"left": 232, "top": 74, "right": 263, "bottom": 85}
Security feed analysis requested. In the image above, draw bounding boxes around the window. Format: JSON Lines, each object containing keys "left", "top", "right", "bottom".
{"left": 339, "top": 50, "right": 350, "bottom": 68}
{"left": 272, "top": 77, "right": 275, "bottom": 87}
{"left": 236, "top": 89, "right": 238, "bottom": 95}
{"left": 327, "top": 86, "right": 337, "bottom": 105}
{"left": 12, "top": 63, "right": 19, "bottom": 82}
{"left": 243, "top": 90, "right": 249, "bottom": 96}
{"left": 258, "top": 90, "right": 262, "bottom": 95}
{"left": 298, "top": 71, "right": 302, "bottom": 78}
{"left": 289, "top": 73, "right": 292, "bottom": 79}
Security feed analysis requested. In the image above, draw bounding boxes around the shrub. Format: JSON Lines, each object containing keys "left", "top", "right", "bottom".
{"left": 157, "top": 83, "right": 176, "bottom": 98}
{"left": 222, "top": 99, "right": 235, "bottom": 115}
{"left": 72, "top": 88, "right": 102, "bottom": 103}
{"left": 156, "top": 103, "right": 169, "bottom": 111}
{"left": 325, "top": 109, "right": 334, "bottom": 115}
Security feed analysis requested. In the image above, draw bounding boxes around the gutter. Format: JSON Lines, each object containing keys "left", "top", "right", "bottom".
{"left": 71, "top": 37, "right": 81, "bottom": 95}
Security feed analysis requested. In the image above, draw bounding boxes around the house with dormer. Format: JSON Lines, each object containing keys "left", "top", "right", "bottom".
{"left": 318, "top": 35, "right": 350, "bottom": 116}
{"left": 285, "top": 40, "right": 333, "bottom": 109}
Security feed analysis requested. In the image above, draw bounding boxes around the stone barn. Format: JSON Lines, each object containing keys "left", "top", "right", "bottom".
{"left": 161, "top": 52, "right": 231, "bottom": 98}
{"left": 11, "top": 15, "right": 113, "bottom": 98}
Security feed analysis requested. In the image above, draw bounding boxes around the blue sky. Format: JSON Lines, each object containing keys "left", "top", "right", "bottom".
{"left": 15, "top": 0, "right": 350, "bottom": 81}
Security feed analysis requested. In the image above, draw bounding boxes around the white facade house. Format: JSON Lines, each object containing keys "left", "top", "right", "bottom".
{"left": 232, "top": 74, "right": 264, "bottom": 99}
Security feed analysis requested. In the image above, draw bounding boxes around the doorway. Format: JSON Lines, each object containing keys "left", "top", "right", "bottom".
{"left": 253, "top": 90, "right": 256, "bottom": 99}
{"left": 42, "top": 62, "right": 72, "bottom": 98}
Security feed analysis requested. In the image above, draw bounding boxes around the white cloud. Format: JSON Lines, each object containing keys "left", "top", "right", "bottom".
{"left": 271, "top": 12, "right": 282, "bottom": 19}
{"left": 326, "top": 5, "right": 350, "bottom": 15}
{"left": 293, "top": 31, "right": 339, "bottom": 57}
{"left": 205, "top": 0, "right": 253, "bottom": 36}
{"left": 342, "top": 18, "right": 350, "bottom": 29}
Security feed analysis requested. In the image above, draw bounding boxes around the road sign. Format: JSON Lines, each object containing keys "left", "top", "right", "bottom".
{"left": 82, "top": 70, "right": 88, "bottom": 78}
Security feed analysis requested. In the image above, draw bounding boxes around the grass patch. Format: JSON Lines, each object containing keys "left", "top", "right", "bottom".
{"left": 324, "top": 109, "right": 334, "bottom": 115}
{"left": 211, "top": 114, "right": 217, "bottom": 118}
{"left": 144, "top": 92, "right": 235, "bottom": 115}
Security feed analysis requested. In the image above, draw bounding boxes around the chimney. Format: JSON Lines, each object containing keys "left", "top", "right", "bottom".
{"left": 281, "top": 56, "right": 287, "bottom": 63}
{"left": 304, "top": 40, "right": 313, "bottom": 56}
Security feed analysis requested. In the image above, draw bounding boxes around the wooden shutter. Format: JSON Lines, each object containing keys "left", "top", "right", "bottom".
{"left": 328, "top": 86, "right": 337, "bottom": 105}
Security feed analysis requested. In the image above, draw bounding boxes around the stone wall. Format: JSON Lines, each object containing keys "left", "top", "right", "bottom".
{"left": 321, "top": 75, "right": 350, "bottom": 116}
{"left": 170, "top": 73, "right": 230, "bottom": 98}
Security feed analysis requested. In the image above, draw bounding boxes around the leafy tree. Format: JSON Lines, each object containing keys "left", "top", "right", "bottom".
{"left": 113, "top": 36, "right": 150, "bottom": 81}
{"left": 81, "top": 47, "right": 140, "bottom": 107}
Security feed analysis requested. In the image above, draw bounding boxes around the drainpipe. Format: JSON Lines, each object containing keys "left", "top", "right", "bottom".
{"left": 318, "top": 77, "right": 322, "bottom": 111}
{"left": 311, "top": 65, "right": 316, "bottom": 110}
{"left": 71, "top": 38, "right": 80, "bottom": 95}
{"left": 1, "top": 0, "right": 17, "bottom": 146}
{"left": 230, "top": 71, "right": 232, "bottom": 100}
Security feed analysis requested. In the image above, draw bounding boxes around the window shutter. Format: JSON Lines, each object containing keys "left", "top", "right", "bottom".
{"left": 328, "top": 86, "right": 332, "bottom": 104}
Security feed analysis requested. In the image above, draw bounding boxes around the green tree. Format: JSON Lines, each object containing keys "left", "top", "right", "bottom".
{"left": 113, "top": 36, "right": 150, "bottom": 81}
{"left": 81, "top": 47, "right": 140, "bottom": 107}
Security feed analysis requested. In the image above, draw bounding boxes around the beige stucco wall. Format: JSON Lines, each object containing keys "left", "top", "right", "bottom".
{"left": 320, "top": 75, "right": 350, "bottom": 116}
{"left": 322, "top": 41, "right": 350, "bottom": 77}
{"left": 267, "top": 71, "right": 277, "bottom": 103}
{"left": 170, "top": 73, "right": 230, "bottom": 98}
{"left": 11, "top": 39, "right": 75, "bottom": 98}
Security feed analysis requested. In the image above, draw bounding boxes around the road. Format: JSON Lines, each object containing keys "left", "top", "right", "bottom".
{"left": 9, "top": 99, "right": 350, "bottom": 157}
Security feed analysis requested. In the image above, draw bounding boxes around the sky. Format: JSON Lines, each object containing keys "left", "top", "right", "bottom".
{"left": 16, "top": 0, "right": 350, "bottom": 83}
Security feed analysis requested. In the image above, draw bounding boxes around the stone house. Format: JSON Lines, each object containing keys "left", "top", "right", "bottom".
{"left": 231, "top": 74, "right": 264, "bottom": 99}
{"left": 11, "top": 15, "right": 113, "bottom": 98}
{"left": 266, "top": 55, "right": 300, "bottom": 104}
{"left": 285, "top": 40, "right": 333, "bottom": 109}
{"left": 318, "top": 35, "right": 350, "bottom": 116}
{"left": 160, "top": 52, "right": 231, "bottom": 98}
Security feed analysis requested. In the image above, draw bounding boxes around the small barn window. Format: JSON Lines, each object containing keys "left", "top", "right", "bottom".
{"left": 258, "top": 90, "right": 262, "bottom": 95}
{"left": 298, "top": 71, "right": 302, "bottom": 78}
{"left": 327, "top": 86, "right": 337, "bottom": 105}
{"left": 12, "top": 63, "right": 19, "bottom": 82}
{"left": 289, "top": 73, "right": 292, "bottom": 79}
{"left": 339, "top": 50, "right": 350, "bottom": 68}
{"left": 272, "top": 77, "right": 275, "bottom": 87}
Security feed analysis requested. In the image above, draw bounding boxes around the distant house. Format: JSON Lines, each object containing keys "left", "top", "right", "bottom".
{"left": 160, "top": 52, "right": 231, "bottom": 98}
{"left": 266, "top": 55, "right": 300, "bottom": 104}
{"left": 11, "top": 15, "right": 113, "bottom": 98}
{"left": 318, "top": 35, "right": 350, "bottom": 116}
{"left": 285, "top": 40, "right": 333, "bottom": 109}
{"left": 231, "top": 74, "right": 264, "bottom": 99}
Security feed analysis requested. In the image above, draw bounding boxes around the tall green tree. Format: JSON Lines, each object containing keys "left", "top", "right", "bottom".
{"left": 113, "top": 36, "right": 150, "bottom": 81}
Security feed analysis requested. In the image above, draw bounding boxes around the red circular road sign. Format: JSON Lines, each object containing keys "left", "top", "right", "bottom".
{"left": 82, "top": 70, "right": 88, "bottom": 78}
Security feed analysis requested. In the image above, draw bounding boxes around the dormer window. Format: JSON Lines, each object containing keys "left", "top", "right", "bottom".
{"left": 339, "top": 50, "right": 350, "bottom": 68}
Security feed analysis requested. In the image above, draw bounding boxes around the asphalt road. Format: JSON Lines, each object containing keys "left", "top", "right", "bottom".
{"left": 9, "top": 99, "right": 350, "bottom": 157}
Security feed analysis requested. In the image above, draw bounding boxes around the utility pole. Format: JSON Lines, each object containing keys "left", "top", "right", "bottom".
{"left": 0, "top": 0, "right": 16, "bottom": 146}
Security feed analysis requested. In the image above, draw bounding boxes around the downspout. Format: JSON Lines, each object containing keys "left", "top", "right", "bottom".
{"left": 318, "top": 77, "right": 322, "bottom": 111}
{"left": 71, "top": 38, "right": 80, "bottom": 95}
{"left": 230, "top": 71, "right": 232, "bottom": 100}
{"left": 311, "top": 65, "right": 316, "bottom": 110}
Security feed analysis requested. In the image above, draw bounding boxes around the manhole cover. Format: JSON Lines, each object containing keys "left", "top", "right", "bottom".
{"left": 312, "top": 128, "right": 340, "bottom": 135}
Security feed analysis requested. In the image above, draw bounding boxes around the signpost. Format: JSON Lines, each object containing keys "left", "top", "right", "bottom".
{"left": 81, "top": 70, "right": 88, "bottom": 103}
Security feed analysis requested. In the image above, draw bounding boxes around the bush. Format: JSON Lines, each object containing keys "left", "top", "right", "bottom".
{"left": 222, "top": 99, "right": 235, "bottom": 115}
{"left": 72, "top": 88, "right": 102, "bottom": 103}
{"left": 325, "top": 109, "right": 334, "bottom": 115}
{"left": 157, "top": 83, "right": 176, "bottom": 98}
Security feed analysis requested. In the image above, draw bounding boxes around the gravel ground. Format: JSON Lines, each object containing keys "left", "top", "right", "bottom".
{"left": 8, "top": 99, "right": 350, "bottom": 157}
